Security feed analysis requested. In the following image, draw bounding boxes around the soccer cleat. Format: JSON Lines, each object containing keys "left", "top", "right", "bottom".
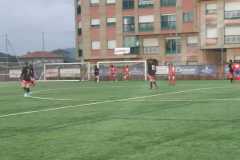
{"left": 24, "top": 93, "right": 28, "bottom": 97}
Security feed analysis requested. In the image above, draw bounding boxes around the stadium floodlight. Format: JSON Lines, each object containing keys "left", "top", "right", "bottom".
{"left": 43, "top": 62, "right": 91, "bottom": 81}
{"left": 97, "top": 60, "right": 147, "bottom": 81}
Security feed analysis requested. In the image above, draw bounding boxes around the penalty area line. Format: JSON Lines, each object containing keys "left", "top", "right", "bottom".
{"left": 0, "top": 86, "right": 228, "bottom": 119}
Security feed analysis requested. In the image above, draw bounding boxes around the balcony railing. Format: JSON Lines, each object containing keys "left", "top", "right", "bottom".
{"left": 161, "top": 21, "right": 176, "bottom": 30}
{"left": 130, "top": 47, "right": 140, "bottom": 54}
{"left": 139, "top": 23, "right": 154, "bottom": 32}
{"left": 143, "top": 47, "right": 160, "bottom": 54}
{"left": 225, "top": 35, "right": 240, "bottom": 44}
{"left": 225, "top": 10, "right": 240, "bottom": 19}
{"left": 123, "top": 24, "right": 135, "bottom": 32}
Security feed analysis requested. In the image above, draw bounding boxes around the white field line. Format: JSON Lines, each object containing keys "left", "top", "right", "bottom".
{"left": 129, "top": 98, "right": 240, "bottom": 102}
{"left": 29, "top": 96, "right": 74, "bottom": 101}
{"left": 33, "top": 85, "right": 127, "bottom": 94}
{"left": 0, "top": 86, "right": 228, "bottom": 119}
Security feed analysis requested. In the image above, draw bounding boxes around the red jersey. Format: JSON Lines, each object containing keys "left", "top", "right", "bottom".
{"left": 110, "top": 67, "right": 117, "bottom": 74}
{"left": 168, "top": 66, "right": 176, "bottom": 75}
{"left": 123, "top": 67, "right": 129, "bottom": 74}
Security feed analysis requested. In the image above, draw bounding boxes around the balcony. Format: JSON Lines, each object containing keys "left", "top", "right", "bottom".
{"left": 161, "top": 21, "right": 176, "bottom": 30}
{"left": 123, "top": 24, "right": 135, "bottom": 32}
{"left": 225, "top": 10, "right": 240, "bottom": 19}
{"left": 130, "top": 47, "right": 140, "bottom": 54}
{"left": 139, "top": 23, "right": 154, "bottom": 32}
{"left": 225, "top": 35, "right": 240, "bottom": 44}
{"left": 143, "top": 47, "right": 160, "bottom": 54}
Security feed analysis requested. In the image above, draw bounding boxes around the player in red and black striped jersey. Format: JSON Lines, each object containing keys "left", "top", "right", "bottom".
{"left": 148, "top": 62, "right": 158, "bottom": 89}
{"left": 94, "top": 65, "right": 100, "bottom": 83}
{"left": 228, "top": 59, "right": 234, "bottom": 83}
{"left": 20, "top": 63, "right": 35, "bottom": 97}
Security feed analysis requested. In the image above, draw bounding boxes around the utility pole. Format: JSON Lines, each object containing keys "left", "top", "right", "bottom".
{"left": 42, "top": 32, "right": 45, "bottom": 51}
{"left": 5, "top": 33, "right": 8, "bottom": 54}
{"left": 5, "top": 33, "right": 9, "bottom": 79}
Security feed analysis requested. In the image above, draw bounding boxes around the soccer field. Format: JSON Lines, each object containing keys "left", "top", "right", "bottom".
{"left": 0, "top": 80, "right": 240, "bottom": 160}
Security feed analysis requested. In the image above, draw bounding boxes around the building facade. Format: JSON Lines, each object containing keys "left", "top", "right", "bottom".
{"left": 75, "top": 0, "right": 240, "bottom": 65}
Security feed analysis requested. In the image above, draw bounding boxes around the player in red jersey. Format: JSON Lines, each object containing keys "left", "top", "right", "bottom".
{"left": 123, "top": 65, "right": 129, "bottom": 80}
{"left": 109, "top": 64, "right": 117, "bottom": 81}
{"left": 168, "top": 63, "right": 176, "bottom": 85}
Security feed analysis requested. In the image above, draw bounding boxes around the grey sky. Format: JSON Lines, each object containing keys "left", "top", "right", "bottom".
{"left": 0, "top": 0, "right": 75, "bottom": 55}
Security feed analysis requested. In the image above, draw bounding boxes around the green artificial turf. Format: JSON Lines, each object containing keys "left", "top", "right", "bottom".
{"left": 0, "top": 80, "right": 240, "bottom": 160}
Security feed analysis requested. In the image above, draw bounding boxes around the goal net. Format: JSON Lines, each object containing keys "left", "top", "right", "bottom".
{"left": 43, "top": 62, "right": 91, "bottom": 81}
{"left": 97, "top": 60, "right": 147, "bottom": 81}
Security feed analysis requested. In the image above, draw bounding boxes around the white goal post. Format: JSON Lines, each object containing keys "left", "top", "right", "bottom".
{"left": 43, "top": 62, "right": 91, "bottom": 81}
{"left": 97, "top": 60, "right": 147, "bottom": 81}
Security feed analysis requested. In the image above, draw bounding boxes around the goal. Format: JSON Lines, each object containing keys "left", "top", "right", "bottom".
{"left": 43, "top": 62, "right": 91, "bottom": 81}
{"left": 97, "top": 60, "right": 147, "bottom": 81}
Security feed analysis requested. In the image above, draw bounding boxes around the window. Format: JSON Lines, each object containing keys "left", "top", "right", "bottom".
{"left": 124, "top": 36, "right": 140, "bottom": 54}
{"left": 160, "top": 0, "right": 176, "bottom": 7}
{"left": 107, "top": 17, "right": 116, "bottom": 26}
{"left": 165, "top": 38, "right": 181, "bottom": 54}
{"left": 139, "top": 15, "right": 154, "bottom": 32}
{"left": 107, "top": 40, "right": 116, "bottom": 49}
{"left": 138, "top": 0, "right": 153, "bottom": 8}
{"left": 106, "top": 0, "right": 116, "bottom": 4}
{"left": 90, "top": 0, "right": 99, "bottom": 5}
{"left": 225, "top": 2, "right": 240, "bottom": 19}
{"left": 161, "top": 14, "right": 176, "bottom": 30}
{"left": 78, "top": 28, "right": 82, "bottom": 35}
{"left": 78, "top": 49, "right": 83, "bottom": 57}
{"left": 225, "top": 25, "right": 240, "bottom": 44}
{"left": 143, "top": 38, "right": 160, "bottom": 54}
{"left": 123, "top": 0, "right": 134, "bottom": 9}
{"left": 123, "top": 16, "right": 135, "bottom": 32}
{"left": 92, "top": 41, "right": 100, "bottom": 50}
{"left": 91, "top": 19, "right": 100, "bottom": 27}
{"left": 183, "top": 12, "right": 193, "bottom": 23}
{"left": 187, "top": 36, "right": 199, "bottom": 45}
{"left": 206, "top": 26, "right": 217, "bottom": 38}
{"left": 206, "top": 3, "right": 217, "bottom": 14}
{"left": 77, "top": 6, "right": 81, "bottom": 15}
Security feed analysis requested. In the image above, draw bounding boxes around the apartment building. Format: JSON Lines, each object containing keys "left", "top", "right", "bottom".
{"left": 75, "top": 0, "right": 240, "bottom": 65}
{"left": 200, "top": 0, "right": 240, "bottom": 64}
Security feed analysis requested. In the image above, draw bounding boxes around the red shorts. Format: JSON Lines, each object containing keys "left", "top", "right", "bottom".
{"left": 148, "top": 75, "right": 156, "bottom": 81}
{"left": 227, "top": 72, "right": 233, "bottom": 79}
{"left": 21, "top": 80, "right": 32, "bottom": 87}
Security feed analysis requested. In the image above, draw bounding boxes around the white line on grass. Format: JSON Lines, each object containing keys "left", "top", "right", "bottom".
{"left": 129, "top": 98, "right": 240, "bottom": 102}
{"left": 33, "top": 85, "right": 127, "bottom": 94}
{"left": 0, "top": 86, "right": 228, "bottom": 119}
{"left": 29, "top": 96, "right": 74, "bottom": 101}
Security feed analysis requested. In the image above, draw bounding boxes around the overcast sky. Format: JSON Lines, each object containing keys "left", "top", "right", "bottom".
{"left": 0, "top": 0, "right": 75, "bottom": 55}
